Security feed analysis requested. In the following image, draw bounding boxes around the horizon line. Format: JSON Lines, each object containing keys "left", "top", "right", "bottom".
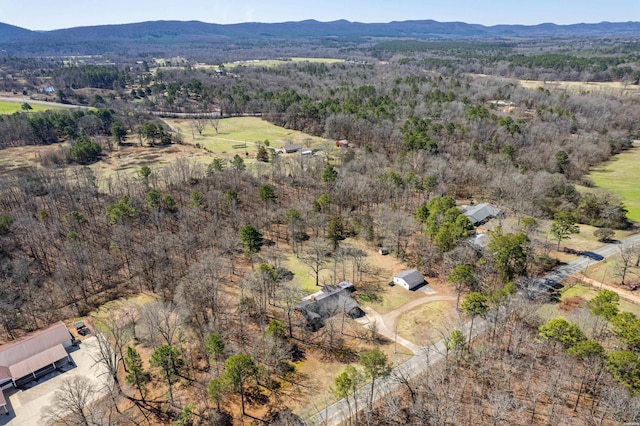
{"left": 4, "top": 18, "right": 640, "bottom": 33}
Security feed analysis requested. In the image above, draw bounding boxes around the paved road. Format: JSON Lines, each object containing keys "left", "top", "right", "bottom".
{"left": 529, "top": 234, "right": 640, "bottom": 295}
{"left": 307, "top": 233, "right": 640, "bottom": 426}
{"left": 309, "top": 317, "right": 487, "bottom": 426}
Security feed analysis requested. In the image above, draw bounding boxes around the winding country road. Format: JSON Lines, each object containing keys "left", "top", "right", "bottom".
{"left": 308, "top": 233, "right": 640, "bottom": 426}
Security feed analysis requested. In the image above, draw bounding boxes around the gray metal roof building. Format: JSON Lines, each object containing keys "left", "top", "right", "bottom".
{"left": 296, "top": 281, "right": 364, "bottom": 330}
{"left": 462, "top": 203, "right": 501, "bottom": 225}
{"left": 393, "top": 269, "right": 425, "bottom": 290}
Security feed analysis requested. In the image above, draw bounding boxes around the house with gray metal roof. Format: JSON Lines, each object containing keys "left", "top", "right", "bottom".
{"left": 462, "top": 203, "right": 501, "bottom": 225}
{"left": 295, "top": 281, "right": 364, "bottom": 330}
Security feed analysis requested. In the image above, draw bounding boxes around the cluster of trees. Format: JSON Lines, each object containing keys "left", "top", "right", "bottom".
{"left": 0, "top": 108, "right": 119, "bottom": 148}
{"left": 364, "top": 289, "right": 640, "bottom": 425}
{"left": 52, "top": 65, "right": 131, "bottom": 90}
{"left": 0, "top": 107, "right": 180, "bottom": 161}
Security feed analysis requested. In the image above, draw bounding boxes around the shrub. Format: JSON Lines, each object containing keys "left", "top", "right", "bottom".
{"left": 69, "top": 136, "right": 101, "bottom": 164}
{"left": 593, "top": 228, "right": 615, "bottom": 242}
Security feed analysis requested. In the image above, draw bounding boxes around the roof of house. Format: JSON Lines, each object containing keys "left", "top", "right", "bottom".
{"left": 463, "top": 203, "right": 501, "bottom": 224}
{"left": 394, "top": 269, "right": 425, "bottom": 287}
{"left": 296, "top": 281, "right": 362, "bottom": 321}
{"left": 0, "top": 322, "right": 71, "bottom": 383}
{"left": 282, "top": 144, "right": 303, "bottom": 152}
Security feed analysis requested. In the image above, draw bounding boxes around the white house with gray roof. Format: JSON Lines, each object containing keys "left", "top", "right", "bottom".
{"left": 393, "top": 269, "right": 425, "bottom": 290}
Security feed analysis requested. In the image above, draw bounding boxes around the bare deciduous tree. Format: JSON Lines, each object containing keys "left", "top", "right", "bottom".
{"left": 43, "top": 376, "right": 98, "bottom": 426}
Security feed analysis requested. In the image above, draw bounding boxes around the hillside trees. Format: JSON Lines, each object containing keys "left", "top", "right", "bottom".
{"left": 1, "top": 44, "right": 640, "bottom": 424}
{"left": 415, "top": 196, "right": 474, "bottom": 252}
{"left": 239, "top": 224, "right": 263, "bottom": 268}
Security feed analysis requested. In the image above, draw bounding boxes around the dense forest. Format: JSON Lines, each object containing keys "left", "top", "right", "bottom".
{"left": 0, "top": 26, "right": 639, "bottom": 425}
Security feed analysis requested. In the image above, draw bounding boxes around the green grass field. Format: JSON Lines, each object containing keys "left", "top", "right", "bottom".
{"left": 166, "top": 116, "right": 326, "bottom": 156}
{"left": 0, "top": 100, "right": 65, "bottom": 114}
{"left": 588, "top": 141, "right": 640, "bottom": 223}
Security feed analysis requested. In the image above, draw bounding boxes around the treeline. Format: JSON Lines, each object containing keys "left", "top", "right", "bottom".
{"left": 370, "top": 40, "right": 640, "bottom": 82}
{"left": 0, "top": 107, "right": 178, "bottom": 152}
{"left": 0, "top": 109, "right": 118, "bottom": 148}
{"left": 53, "top": 65, "right": 131, "bottom": 89}
{"left": 365, "top": 290, "right": 640, "bottom": 425}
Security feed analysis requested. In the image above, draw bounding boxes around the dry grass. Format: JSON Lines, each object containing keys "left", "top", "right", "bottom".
{"left": 0, "top": 144, "right": 45, "bottom": 174}
{"left": 90, "top": 143, "right": 214, "bottom": 179}
{"left": 396, "top": 300, "right": 459, "bottom": 346}
{"left": 518, "top": 79, "right": 640, "bottom": 95}
{"left": 538, "top": 282, "right": 640, "bottom": 321}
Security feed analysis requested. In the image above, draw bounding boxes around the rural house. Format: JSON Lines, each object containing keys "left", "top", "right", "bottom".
{"left": 282, "top": 143, "right": 303, "bottom": 153}
{"left": 393, "top": 269, "right": 426, "bottom": 290}
{"left": 295, "top": 281, "right": 364, "bottom": 330}
{"left": 462, "top": 203, "right": 501, "bottom": 226}
{"left": 0, "top": 322, "right": 73, "bottom": 414}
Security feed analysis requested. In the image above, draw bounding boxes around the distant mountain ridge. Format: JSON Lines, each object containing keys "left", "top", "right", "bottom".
{"left": 1, "top": 19, "right": 639, "bottom": 55}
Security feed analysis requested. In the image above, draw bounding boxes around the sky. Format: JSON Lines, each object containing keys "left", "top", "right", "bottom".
{"left": 1, "top": 0, "right": 639, "bottom": 31}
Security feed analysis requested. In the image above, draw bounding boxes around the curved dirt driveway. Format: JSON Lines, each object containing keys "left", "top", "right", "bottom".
{"left": 363, "top": 294, "right": 457, "bottom": 354}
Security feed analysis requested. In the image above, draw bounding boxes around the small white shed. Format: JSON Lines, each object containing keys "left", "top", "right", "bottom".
{"left": 393, "top": 269, "right": 425, "bottom": 291}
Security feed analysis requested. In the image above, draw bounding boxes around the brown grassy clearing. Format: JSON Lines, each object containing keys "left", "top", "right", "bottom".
{"left": 396, "top": 300, "right": 459, "bottom": 346}
{"left": 519, "top": 79, "right": 640, "bottom": 95}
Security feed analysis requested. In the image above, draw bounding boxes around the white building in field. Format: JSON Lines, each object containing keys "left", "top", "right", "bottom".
{"left": 393, "top": 269, "right": 425, "bottom": 291}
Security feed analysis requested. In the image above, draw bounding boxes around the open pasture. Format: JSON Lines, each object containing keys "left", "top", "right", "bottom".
{"left": 0, "top": 100, "right": 66, "bottom": 114}
{"left": 166, "top": 116, "right": 326, "bottom": 156}
{"left": 588, "top": 141, "right": 640, "bottom": 223}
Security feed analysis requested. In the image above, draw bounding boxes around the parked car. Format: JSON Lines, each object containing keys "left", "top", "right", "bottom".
{"left": 387, "top": 281, "right": 395, "bottom": 287}
{"left": 627, "top": 283, "right": 639, "bottom": 291}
